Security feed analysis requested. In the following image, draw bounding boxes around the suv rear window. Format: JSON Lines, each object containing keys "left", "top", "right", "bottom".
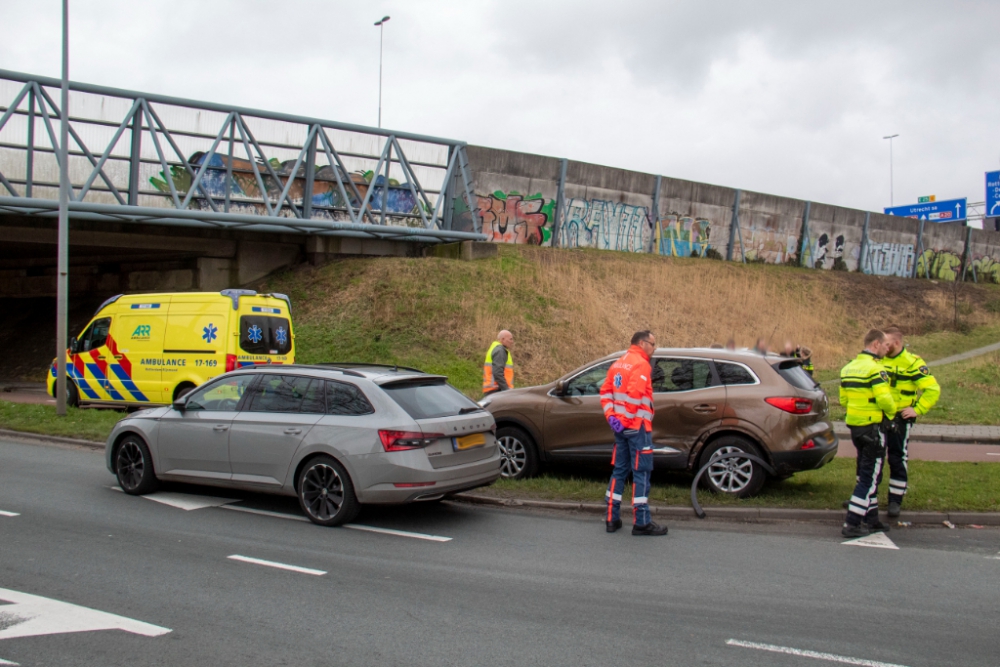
{"left": 774, "top": 361, "right": 818, "bottom": 391}
{"left": 382, "top": 380, "right": 481, "bottom": 419}
{"left": 239, "top": 316, "right": 292, "bottom": 355}
{"left": 716, "top": 362, "right": 757, "bottom": 385}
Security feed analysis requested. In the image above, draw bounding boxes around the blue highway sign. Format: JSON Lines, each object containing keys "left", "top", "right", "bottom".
{"left": 986, "top": 171, "right": 1000, "bottom": 217}
{"left": 884, "top": 198, "right": 966, "bottom": 222}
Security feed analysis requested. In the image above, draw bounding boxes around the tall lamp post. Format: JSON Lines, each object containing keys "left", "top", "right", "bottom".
{"left": 374, "top": 15, "right": 390, "bottom": 128}
{"left": 55, "top": 0, "right": 71, "bottom": 416}
{"left": 883, "top": 133, "right": 899, "bottom": 207}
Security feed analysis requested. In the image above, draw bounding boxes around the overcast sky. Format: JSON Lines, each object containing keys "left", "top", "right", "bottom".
{"left": 2, "top": 0, "right": 998, "bottom": 219}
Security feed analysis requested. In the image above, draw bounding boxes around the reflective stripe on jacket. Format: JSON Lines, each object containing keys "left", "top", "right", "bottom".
{"left": 482, "top": 341, "right": 513, "bottom": 393}
{"left": 599, "top": 345, "right": 654, "bottom": 431}
{"left": 839, "top": 351, "right": 897, "bottom": 426}
{"left": 881, "top": 347, "right": 940, "bottom": 416}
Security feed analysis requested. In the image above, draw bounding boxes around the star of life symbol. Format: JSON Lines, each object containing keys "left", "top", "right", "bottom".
{"left": 247, "top": 324, "right": 263, "bottom": 344}
{"left": 613, "top": 372, "right": 623, "bottom": 388}
{"left": 202, "top": 323, "right": 217, "bottom": 343}
{"left": 274, "top": 326, "right": 288, "bottom": 346}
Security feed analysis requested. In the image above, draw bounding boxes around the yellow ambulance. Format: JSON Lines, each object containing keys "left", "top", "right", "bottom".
{"left": 48, "top": 289, "right": 295, "bottom": 408}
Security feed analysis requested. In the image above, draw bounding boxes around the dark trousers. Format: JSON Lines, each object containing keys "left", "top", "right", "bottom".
{"left": 845, "top": 424, "right": 886, "bottom": 527}
{"left": 884, "top": 420, "right": 912, "bottom": 504}
{"left": 606, "top": 426, "right": 653, "bottom": 526}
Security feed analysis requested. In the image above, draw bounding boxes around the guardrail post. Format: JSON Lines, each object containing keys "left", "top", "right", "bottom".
{"left": 127, "top": 104, "right": 142, "bottom": 206}
{"left": 302, "top": 127, "right": 317, "bottom": 219}
{"left": 726, "top": 189, "right": 741, "bottom": 261}
{"left": 858, "top": 212, "right": 870, "bottom": 273}
{"left": 25, "top": 87, "right": 34, "bottom": 198}
{"left": 551, "top": 157, "right": 568, "bottom": 248}
{"left": 798, "top": 201, "right": 811, "bottom": 267}
{"left": 649, "top": 174, "right": 661, "bottom": 254}
{"left": 913, "top": 218, "right": 925, "bottom": 278}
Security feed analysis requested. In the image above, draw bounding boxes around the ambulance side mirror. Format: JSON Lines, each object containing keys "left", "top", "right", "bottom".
{"left": 554, "top": 380, "right": 567, "bottom": 396}
{"left": 69, "top": 337, "right": 78, "bottom": 354}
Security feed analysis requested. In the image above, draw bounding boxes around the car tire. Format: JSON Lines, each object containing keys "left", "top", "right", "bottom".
{"left": 114, "top": 435, "right": 159, "bottom": 495}
{"left": 296, "top": 456, "right": 360, "bottom": 527}
{"left": 496, "top": 426, "right": 539, "bottom": 480}
{"left": 698, "top": 436, "right": 766, "bottom": 498}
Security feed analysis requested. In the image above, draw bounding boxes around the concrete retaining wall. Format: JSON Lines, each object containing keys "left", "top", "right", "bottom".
{"left": 461, "top": 145, "right": 1000, "bottom": 283}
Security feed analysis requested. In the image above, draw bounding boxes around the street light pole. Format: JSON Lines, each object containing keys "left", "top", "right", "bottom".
{"left": 374, "top": 15, "right": 390, "bottom": 128}
{"left": 883, "top": 133, "right": 899, "bottom": 207}
{"left": 55, "top": 0, "right": 70, "bottom": 416}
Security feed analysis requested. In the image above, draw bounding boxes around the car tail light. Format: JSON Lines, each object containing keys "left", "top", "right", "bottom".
{"left": 765, "top": 397, "right": 813, "bottom": 414}
{"left": 801, "top": 439, "right": 816, "bottom": 450}
{"left": 393, "top": 482, "right": 436, "bottom": 488}
{"left": 378, "top": 430, "right": 444, "bottom": 452}
{"left": 225, "top": 354, "right": 238, "bottom": 372}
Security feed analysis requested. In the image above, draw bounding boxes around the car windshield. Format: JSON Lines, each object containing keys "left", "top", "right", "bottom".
{"left": 382, "top": 380, "right": 480, "bottom": 419}
{"left": 774, "top": 361, "right": 819, "bottom": 391}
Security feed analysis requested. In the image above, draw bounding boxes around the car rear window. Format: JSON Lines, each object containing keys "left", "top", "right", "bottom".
{"left": 248, "top": 375, "right": 325, "bottom": 414}
{"left": 773, "top": 361, "right": 818, "bottom": 391}
{"left": 716, "top": 362, "right": 757, "bottom": 385}
{"left": 326, "top": 380, "right": 374, "bottom": 416}
{"left": 381, "top": 380, "right": 481, "bottom": 419}
{"left": 239, "top": 316, "right": 292, "bottom": 355}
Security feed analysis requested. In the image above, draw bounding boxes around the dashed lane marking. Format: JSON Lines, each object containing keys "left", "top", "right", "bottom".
{"left": 0, "top": 587, "right": 171, "bottom": 640}
{"left": 220, "top": 505, "right": 308, "bottom": 522}
{"left": 841, "top": 532, "right": 899, "bottom": 549}
{"left": 726, "top": 639, "right": 909, "bottom": 667}
{"left": 0, "top": 658, "right": 18, "bottom": 665}
{"left": 227, "top": 555, "right": 326, "bottom": 576}
{"left": 344, "top": 524, "right": 452, "bottom": 542}
{"left": 110, "top": 487, "right": 239, "bottom": 511}
{"left": 0, "top": 511, "right": 19, "bottom": 517}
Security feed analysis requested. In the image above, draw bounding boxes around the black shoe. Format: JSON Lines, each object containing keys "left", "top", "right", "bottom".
{"left": 606, "top": 519, "right": 622, "bottom": 533}
{"left": 842, "top": 523, "right": 870, "bottom": 538}
{"left": 632, "top": 522, "right": 668, "bottom": 536}
{"left": 866, "top": 520, "right": 891, "bottom": 533}
{"left": 887, "top": 502, "right": 901, "bottom": 518}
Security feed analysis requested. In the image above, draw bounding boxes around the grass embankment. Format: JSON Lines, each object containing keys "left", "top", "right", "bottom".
{"left": 0, "top": 400, "right": 123, "bottom": 442}
{"left": 256, "top": 245, "right": 1000, "bottom": 399}
{"left": 483, "top": 459, "right": 1000, "bottom": 512}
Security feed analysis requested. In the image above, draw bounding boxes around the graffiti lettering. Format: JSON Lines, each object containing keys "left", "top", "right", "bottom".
{"left": 864, "top": 242, "right": 915, "bottom": 277}
{"left": 559, "top": 198, "right": 651, "bottom": 252}
{"left": 477, "top": 192, "right": 552, "bottom": 245}
{"left": 656, "top": 215, "right": 712, "bottom": 257}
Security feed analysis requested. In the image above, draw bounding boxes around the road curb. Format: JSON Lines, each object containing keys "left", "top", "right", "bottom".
{"left": 833, "top": 428, "right": 1000, "bottom": 445}
{"left": 0, "top": 428, "right": 104, "bottom": 451}
{"left": 452, "top": 493, "right": 1000, "bottom": 526}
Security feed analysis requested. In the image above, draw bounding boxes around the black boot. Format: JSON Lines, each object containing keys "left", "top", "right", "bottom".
{"left": 866, "top": 520, "right": 891, "bottom": 533}
{"left": 887, "top": 501, "right": 901, "bottom": 518}
{"left": 606, "top": 519, "right": 622, "bottom": 533}
{"left": 632, "top": 522, "right": 668, "bottom": 536}
{"left": 842, "top": 523, "right": 870, "bottom": 538}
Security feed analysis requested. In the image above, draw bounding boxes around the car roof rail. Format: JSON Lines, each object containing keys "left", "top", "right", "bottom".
{"left": 290, "top": 364, "right": 365, "bottom": 378}
{"left": 319, "top": 361, "right": 425, "bottom": 373}
{"left": 93, "top": 294, "right": 123, "bottom": 317}
{"left": 220, "top": 288, "right": 257, "bottom": 310}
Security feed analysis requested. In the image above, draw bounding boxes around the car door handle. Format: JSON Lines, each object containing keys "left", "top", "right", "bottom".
{"left": 692, "top": 404, "right": 717, "bottom": 413}
{"left": 213, "top": 425, "right": 229, "bottom": 432}
{"left": 283, "top": 428, "right": 302, "bottom": 435}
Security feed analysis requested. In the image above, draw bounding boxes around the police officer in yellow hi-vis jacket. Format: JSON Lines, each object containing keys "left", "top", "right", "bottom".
{"left": 482, "top": 330, "right": 514, "bottom": 396}
{"left": 881, "top": 326, "right": 941, "bottom": 518}
{"left": 840, "top": 329, "right": 897, "bottom": 538}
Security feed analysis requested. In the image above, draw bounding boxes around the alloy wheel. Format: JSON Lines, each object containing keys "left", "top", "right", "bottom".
{"left": 116, "top": 441, "right": 145, "bottom": 492}
{"left": 498, "top": 435, "right": 527, "bottom": 478}
{"left": 707, "top": 445, "right": 754, "bottom": 494}
{"left": 301, "top": 463, "right": 345, "bottom": 521}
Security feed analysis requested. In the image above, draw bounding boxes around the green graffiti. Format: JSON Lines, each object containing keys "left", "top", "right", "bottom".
{"left": 916, "top": 248, "right": 962, "bottom": 281}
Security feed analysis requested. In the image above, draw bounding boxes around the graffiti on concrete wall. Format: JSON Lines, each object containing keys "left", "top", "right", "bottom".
{"left": 656, "top": 214, "right": 712, "bottom": 257}
{"left": 916, "top": 248, "right": 962, "bottom": 281}
{"left": 477, "top": 191, "right": 553, "bottom": 245}
{"left": 972, "top": 255, "right": 1000, "bottom": 284}
{"left": 741, "top": 226, "right": 798, "bottom": 264}
{"left": 811, "top": 233, "right": 848, "bottom": 270}
{"left": 559, "top": 198, "right": 651, "bottom": 252}
{"left": 863, "top": 242, "right": 915, "bottom": 277}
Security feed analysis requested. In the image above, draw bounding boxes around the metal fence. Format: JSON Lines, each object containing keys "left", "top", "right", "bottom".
{"left": 0, "top": 69, "right": 484, "bottom": 243}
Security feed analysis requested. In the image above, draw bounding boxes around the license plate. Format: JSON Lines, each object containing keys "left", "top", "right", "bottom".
{"left": 453, "top": 432, "right": 486, "bottom": 451}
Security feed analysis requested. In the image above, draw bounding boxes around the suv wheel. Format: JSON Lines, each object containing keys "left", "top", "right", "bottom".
{"left": 496, "top": 426, "right": 539, "bottom": 480}
{"left": 296, "top": 456, "right": 360, "bottom": 527}
{"left": 699, "top": 436, "right": 766, "bottom": 498}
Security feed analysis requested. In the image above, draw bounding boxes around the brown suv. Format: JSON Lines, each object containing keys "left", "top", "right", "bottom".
{"left": 480, "top": 348, "right": 837, "bottom": 497}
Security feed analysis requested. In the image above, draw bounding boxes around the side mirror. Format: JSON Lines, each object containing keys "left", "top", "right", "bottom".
{"left": 172, "top": 397, "right": 187, "bottom": 411}
{"left": 555, "top": 380, "right": 567, "bottom": 396}
{"left": 69, "top": 337, "right": 79, "bottom": 354}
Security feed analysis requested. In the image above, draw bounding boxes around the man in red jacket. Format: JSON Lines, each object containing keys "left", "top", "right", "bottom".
{"left": 600, "top": 330, "right": 668, "bottom": 536}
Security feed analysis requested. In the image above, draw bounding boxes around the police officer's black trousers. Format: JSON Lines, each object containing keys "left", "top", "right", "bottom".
{"left": 845, "top": 424, "right": 886, "bottom": 527}
{"left": 882, "top": 420, "right": 912, "bottom": 505}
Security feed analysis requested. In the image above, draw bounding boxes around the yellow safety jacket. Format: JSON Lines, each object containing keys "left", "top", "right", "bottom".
{"left": 881, "top": 347, "right": 940, "bottom": 416}
{"left": 482, "top": 341, "right": 513, "bottom": 393}
{"left": 839, "top": 351, "right": 897, "bottom": 427}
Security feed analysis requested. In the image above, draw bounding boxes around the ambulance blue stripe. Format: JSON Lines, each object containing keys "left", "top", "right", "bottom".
{"left": 67, "top": 365, "right": 101, "bottom": 399}
{"left": 84, "top": 363, "right": 125, "bottom": 401}
{"left": 109, "top": 364, "right": 149, "bottom": 402}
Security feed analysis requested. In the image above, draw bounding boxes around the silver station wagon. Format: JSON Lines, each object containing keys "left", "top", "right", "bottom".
{"left": 106, "top": 364, "right": 501, "bottom": 526}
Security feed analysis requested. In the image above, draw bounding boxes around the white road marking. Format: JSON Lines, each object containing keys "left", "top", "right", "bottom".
{"left": 227, "top": 555, "right": 326, "bottom": 576}
{"left": 110, "top": 486, "right": 122, "bottom": 492}
{"left": 726, "top": 639, "right": 909, "bottom": 667}
{"left": 841, "top": 532, "right": 899, "bottom": 550}
{"left": 344, "top": 524, "right": 452, "bottom": 542}
{"left": 0, "top": 658, "right": 18, "bottom": 665}
{"left": 0, "top": 511, "right": 19, "bottom": 517}
{"left": 220, "top": 505, "right": 309, "bottom": 522}
{"left": 0, "top": 587, "right": 171, "bottom": 640}
{"left": 142, "top": 492, "right": 240, "bottom": 511}
{"left": 987, "top": 453, "right": 1000, "bottom": 456}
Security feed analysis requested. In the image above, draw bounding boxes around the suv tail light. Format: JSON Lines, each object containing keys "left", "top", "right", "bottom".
{"left": 379, "top": 430, "right": 444, "bottom": 452}
{"left": 225, "top": 354, "right": 238, "bottom": 372}
{"left": 765, "top": 397, "right": 813, "bottom": 414}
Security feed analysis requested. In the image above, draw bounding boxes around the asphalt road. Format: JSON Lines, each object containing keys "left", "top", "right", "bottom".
{"left": 1, "top": 437, "right": 998, "bottom": 667}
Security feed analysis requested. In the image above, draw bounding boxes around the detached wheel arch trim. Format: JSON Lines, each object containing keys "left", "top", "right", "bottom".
{"left": 690, "top": 451, "right": 776, "bottom": 519}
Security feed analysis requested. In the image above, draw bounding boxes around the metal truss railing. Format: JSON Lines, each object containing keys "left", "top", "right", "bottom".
{"left": 0, "top": 69, "right": 484, "bottom": 243}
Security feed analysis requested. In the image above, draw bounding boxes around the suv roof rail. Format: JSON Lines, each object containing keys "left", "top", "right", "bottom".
{"left": 318, "top": 362, "right": 425, "bottom": 373}
{"left": 94, "top": 294, "right": 123, "bottom": 317}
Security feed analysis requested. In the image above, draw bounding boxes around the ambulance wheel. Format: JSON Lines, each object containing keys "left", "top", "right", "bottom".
{"left": 496, "top": 425, "right": 539, "bottom": 480}
{"left": 66, "top": 381, "right": 80, "bottom": 408}
{"left": 114, "top": 435, "right": 158, "bottom": 495}
{"left": 699, "top": 436, "right": 766, "bottom": 498}
{"left": 173, "top": 383, "right": 196, "bottom": 401}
